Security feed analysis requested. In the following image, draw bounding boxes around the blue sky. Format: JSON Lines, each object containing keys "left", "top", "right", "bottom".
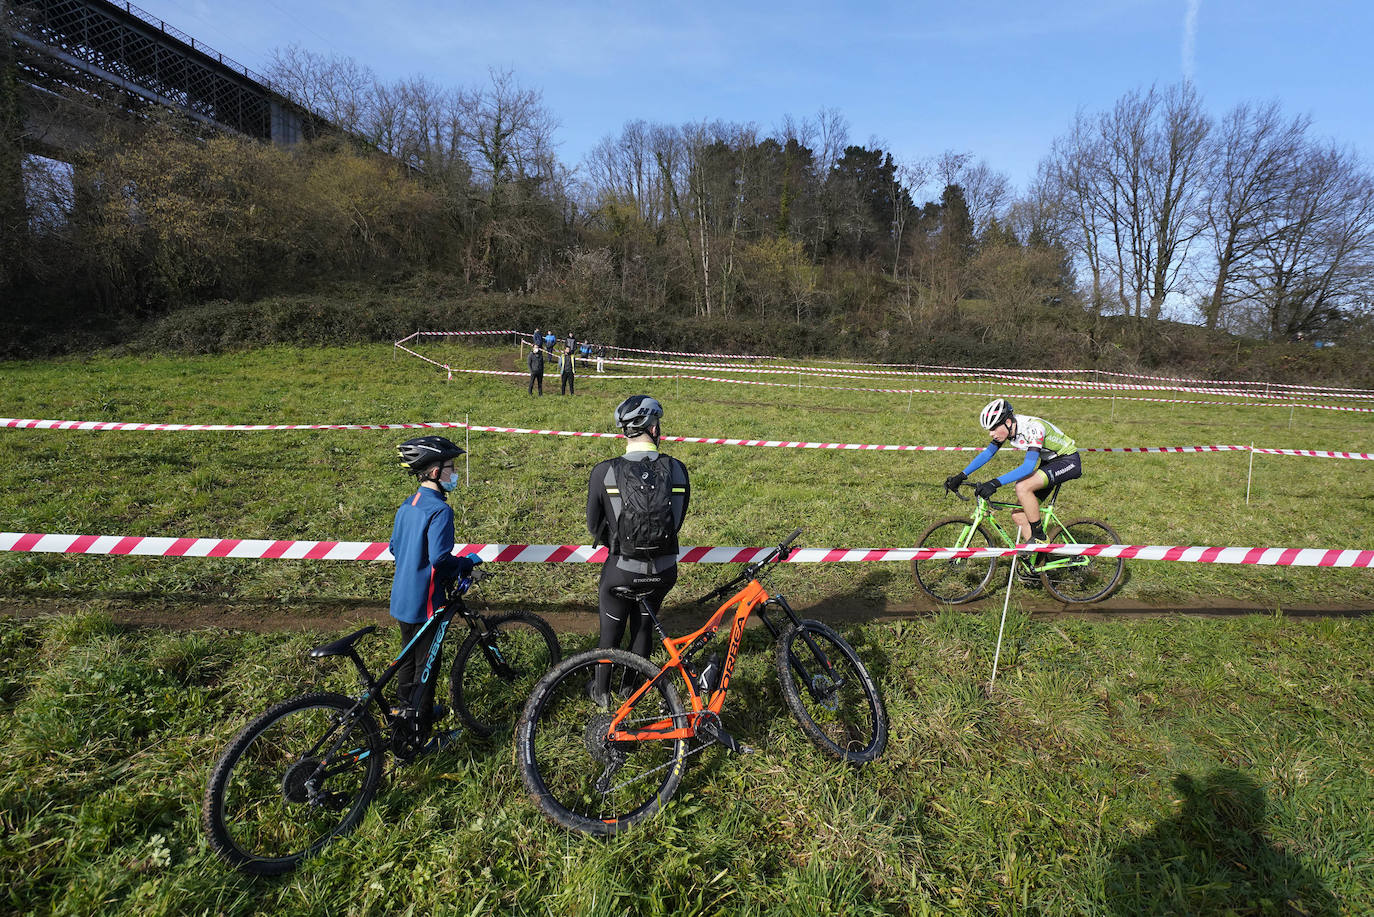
{"left": 158, "top": 0, "right": 1372, "bottom": 198}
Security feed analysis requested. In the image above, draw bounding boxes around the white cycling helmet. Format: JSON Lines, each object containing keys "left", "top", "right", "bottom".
{"left": 978, "top": 398, "right": 1014, "bottom": 431}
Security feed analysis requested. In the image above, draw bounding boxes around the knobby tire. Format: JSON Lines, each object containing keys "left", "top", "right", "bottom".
{"left": 1039, "top": 518, "right": 1124, "bottom": 603}
{"left": 451, "top": 611, "right": 561, "bottom": 738}
{"left": 776, "top": 620, "right": 888, "bottom": 763}
{"left": 203, "top": 692, "right": 384, "bottom": 875}
{"left": 517, "top": 649, "right": 687, "bottom": 836}
{"left": 913, "top": 517, "right": 999, "bottom": 604}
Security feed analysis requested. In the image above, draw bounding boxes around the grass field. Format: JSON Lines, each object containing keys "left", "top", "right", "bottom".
{"left": 1, "top": 341, "right": 1372, "bottom": 914}
{"left": 1, "top": 341, "right": 1371, "bottom": 608}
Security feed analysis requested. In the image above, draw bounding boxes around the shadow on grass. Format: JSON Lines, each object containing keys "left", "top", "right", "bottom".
{"left": 1104, "top": 769, "right": 1339, "bottom": 916}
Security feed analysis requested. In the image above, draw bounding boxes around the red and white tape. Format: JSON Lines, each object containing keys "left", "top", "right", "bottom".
{"left": 600, "top": 356, "right": 1374, "bottom": 402}
{"left": 5, "top": 418, "right": 1370, "bottom": 460}
{"left": 3, "top": 532, "right": 1372, "bottom": 567}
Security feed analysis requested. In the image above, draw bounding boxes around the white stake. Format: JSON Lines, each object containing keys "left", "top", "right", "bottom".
{"left": 465, "top": 415, "right": 471, "bottom": 488}
{"left": 1245, "top": 442, "right": 1254, "bottom": 504}
{"left": 989, "top": 555, "right": 1017, "bottom": 692}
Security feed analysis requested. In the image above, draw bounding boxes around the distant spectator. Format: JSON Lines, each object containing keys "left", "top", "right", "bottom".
{"left": 544, "top": 331, "right": 556, "bottom": 353}
{"left": 566, "top": 332, "right": 577, "bottom": 353}
{"left": 532, "top": 327, "right": 543, "bottom": 352}
{"left": 559, "top": 346, "right": 577, "bottom": 395}
{"left": 595, "top": 343, "right": 605, "bottom": 373}
{"left": 527, "top": 345, "right": 545, "bottom": 396}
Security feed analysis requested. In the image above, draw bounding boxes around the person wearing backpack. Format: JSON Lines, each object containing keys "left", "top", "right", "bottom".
{"left": 585, "top": 395, "right": 690, "bottom": 706}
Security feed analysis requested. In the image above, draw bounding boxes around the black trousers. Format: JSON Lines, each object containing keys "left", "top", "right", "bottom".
{"left": 594, "top": 561, "right": 677, "bottom": 695}
{"left": 396, "top": 619, "right": 443, "bottom": 716}
{"left": 560, "top": 372, "right": 575, "bottom": 395}
{"left": 528, "top": 370, "right": 543, "bottom": 394}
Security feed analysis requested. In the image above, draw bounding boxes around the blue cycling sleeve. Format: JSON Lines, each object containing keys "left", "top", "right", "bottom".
{"left": 995, "top": 449, "right": 1041, "bottom": 486}
{"left": 960, "top": 440, "right": 1001, "bottom": 476}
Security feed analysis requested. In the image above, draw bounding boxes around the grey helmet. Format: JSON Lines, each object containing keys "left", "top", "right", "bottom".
{"left": 396, "top": 436, "right": 465, "bottom": 475}
{"left": 614, "top": 395, "right": 664, "bottom": 436}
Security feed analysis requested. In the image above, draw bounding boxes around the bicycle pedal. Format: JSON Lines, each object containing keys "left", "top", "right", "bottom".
{"left": 713, "top": 727, "right": 752, "bottom": 755}
{"left": 420, "top": 728, "right": 463, "bottom": 756}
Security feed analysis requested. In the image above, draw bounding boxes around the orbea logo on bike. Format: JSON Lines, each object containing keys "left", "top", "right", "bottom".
{"left": 421, "top": 621, "right": 449, "bottom": 685}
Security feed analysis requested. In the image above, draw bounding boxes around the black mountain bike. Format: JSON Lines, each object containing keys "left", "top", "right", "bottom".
{"left": 202, "top": 567, "right": 559, "bottom": 875}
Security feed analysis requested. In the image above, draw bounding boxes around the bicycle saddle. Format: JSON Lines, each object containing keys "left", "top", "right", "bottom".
{"left": 610, "top": 585, "right": 659, "bottom": 601}
{"left": 309, "top": 625, "right": 377, "bottom": 659}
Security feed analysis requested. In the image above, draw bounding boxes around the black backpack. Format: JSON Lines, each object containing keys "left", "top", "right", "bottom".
{"left": 611, "top": 456, "right": 676, "bottom": 559}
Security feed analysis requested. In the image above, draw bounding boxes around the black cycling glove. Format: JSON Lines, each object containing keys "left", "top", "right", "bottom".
{"left": 944, "top": 472, "right": 967, "bottom": 493}
{"left": 973, "top": 480, "right": 999, "bottom": 500}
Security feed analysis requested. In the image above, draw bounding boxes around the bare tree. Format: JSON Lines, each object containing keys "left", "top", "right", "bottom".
{"left": 264, "top": 45, "right": 375, "bottom": 133}
{"left": 1039, "top": 85, "right": 1210, "bottom": 322}
{"left": 1141, "top": 83, "right": 1211, "bottom": 321}
{"left": 1240, "top": 146, "right": 1374, "bottom": 339}
{"left": 1200, "top": 101, "right": 1308, "bottom": 329}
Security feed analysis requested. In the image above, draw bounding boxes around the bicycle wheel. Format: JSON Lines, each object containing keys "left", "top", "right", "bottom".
{"left": 203, "top": 692, "right": 384, "bottom": 875}
{"left": 776, "top": 620, "right": 888, "bottom": 764}
{"left": 451, "top": 611, "right": 561, "bottom": 738}
{"left": 1039, "top": 518, "right": 1124, "bottom": 604}
{"left": 517, "top": 649, "right": 688, "bottom": 836}
{"left": 913, "top": 517, "right": 999, "bottom": 603}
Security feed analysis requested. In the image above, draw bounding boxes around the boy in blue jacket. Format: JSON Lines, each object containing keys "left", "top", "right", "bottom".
{"left": 391, "top": 436, "right": 479, "bottom": 723}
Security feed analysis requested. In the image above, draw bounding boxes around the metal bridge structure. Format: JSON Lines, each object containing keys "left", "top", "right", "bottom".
{"left": 6, "top": 0, "right": 334, "bottom": 158}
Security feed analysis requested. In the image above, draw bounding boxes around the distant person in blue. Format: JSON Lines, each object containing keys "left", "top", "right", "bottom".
{"left": 390, "top": 436, "right": 479, "bottom": 723}
{"left": 532, "top": 327, "right": 543, "bottom": 352}
{"left": 544, "top": 331, "right": 556, "bottom": 354}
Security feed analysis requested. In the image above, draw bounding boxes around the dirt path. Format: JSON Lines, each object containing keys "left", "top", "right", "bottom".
{"left": 2, "top": 593, "right": 1368, "bottom": 635}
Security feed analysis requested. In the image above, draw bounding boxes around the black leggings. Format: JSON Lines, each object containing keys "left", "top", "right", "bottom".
{"left": 528, "top": 371, "right": 543, "bottom": 394}
{"left": 560, "top": 372, "right": 575, "bottom": 395}
{"left": 594, "top": 561, "right": 677, "bottom": 694}
{"left": 396, "top": 619, "right": 443, "bottom": 715}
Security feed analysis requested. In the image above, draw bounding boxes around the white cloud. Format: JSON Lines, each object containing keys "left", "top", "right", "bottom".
{"left": 1182, "top": 0, "right": 1201, "bottom": 80}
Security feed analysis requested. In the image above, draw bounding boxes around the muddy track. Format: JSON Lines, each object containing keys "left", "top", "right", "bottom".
{"left": 2, "top": 593, "right": 1368, "bottom": 635}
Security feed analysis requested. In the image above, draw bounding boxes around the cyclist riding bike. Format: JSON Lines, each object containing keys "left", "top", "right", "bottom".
{"left": 944, "top": 398, "right": 1083, "bottom": 552}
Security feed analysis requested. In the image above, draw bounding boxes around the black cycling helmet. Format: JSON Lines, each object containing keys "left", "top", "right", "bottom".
{"left": 979, "top": 398, "right": 1014, "bottom": 431}
{"left": 396, "top": 436, "right": 465, "bottom": 475}
{"left": 614, "top": 395, "right": 664, "bottom": 437}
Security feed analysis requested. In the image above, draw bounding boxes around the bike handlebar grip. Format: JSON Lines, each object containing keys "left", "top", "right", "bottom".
{"left": 780, "top": 528, "right": 803, "bottom": 550}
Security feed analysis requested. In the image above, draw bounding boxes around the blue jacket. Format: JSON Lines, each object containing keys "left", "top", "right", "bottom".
{"left": 389, "top": 488, "right": 462, "bottom": 624}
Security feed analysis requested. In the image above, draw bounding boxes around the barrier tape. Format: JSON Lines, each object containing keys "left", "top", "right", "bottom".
{"left": 5, "top": 418, "right": 1370, "bottom": 460}
{"left": 811, "top": 359, "right": 1374, "bottom": 398}
{"left": 398, "top": 328, "right": 1374, "bottom": 397}
{"left": 4, "top": 532, "right": 1372, "bottom": 567}
{"left": 597, "top": 356, "right": 1374, "bottom": 402}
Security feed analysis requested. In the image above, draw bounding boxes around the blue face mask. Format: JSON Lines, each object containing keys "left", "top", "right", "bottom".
{"left": 440, "top": 471, "right": 460, "bottom": 492}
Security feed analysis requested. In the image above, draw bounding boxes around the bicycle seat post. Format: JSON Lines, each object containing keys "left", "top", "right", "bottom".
{"left": 637, "top": 595, "right": 672, "bottom": 645}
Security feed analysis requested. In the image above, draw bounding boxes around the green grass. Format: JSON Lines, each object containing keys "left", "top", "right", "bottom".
{"left": 0, "top": 609, "right": 1370, "bottom": 914}
{"left": 1, "top": 341, "right": 1370, "bottom": 608}
{"left": 1, "top": 341, "right": 1372, "bottom": 913}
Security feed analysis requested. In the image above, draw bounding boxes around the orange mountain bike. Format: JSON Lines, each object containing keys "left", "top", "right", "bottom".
{"left": 516, "top": 529, "right": 888, "bottom": 835}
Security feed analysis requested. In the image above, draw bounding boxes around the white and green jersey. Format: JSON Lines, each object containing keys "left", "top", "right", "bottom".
{"left": 1007, "top": 415, "right": 1076, "bottom": 459}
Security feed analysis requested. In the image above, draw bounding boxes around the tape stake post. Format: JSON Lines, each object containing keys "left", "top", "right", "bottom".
{"left": 1246, "top": 442, "right": 1255, "bottom": 504}
{"left": 465, "top": 414, "right": 470, "bottom": 488}
{"left": 989, "top": 553, "right": 1017, "bottom": 692}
